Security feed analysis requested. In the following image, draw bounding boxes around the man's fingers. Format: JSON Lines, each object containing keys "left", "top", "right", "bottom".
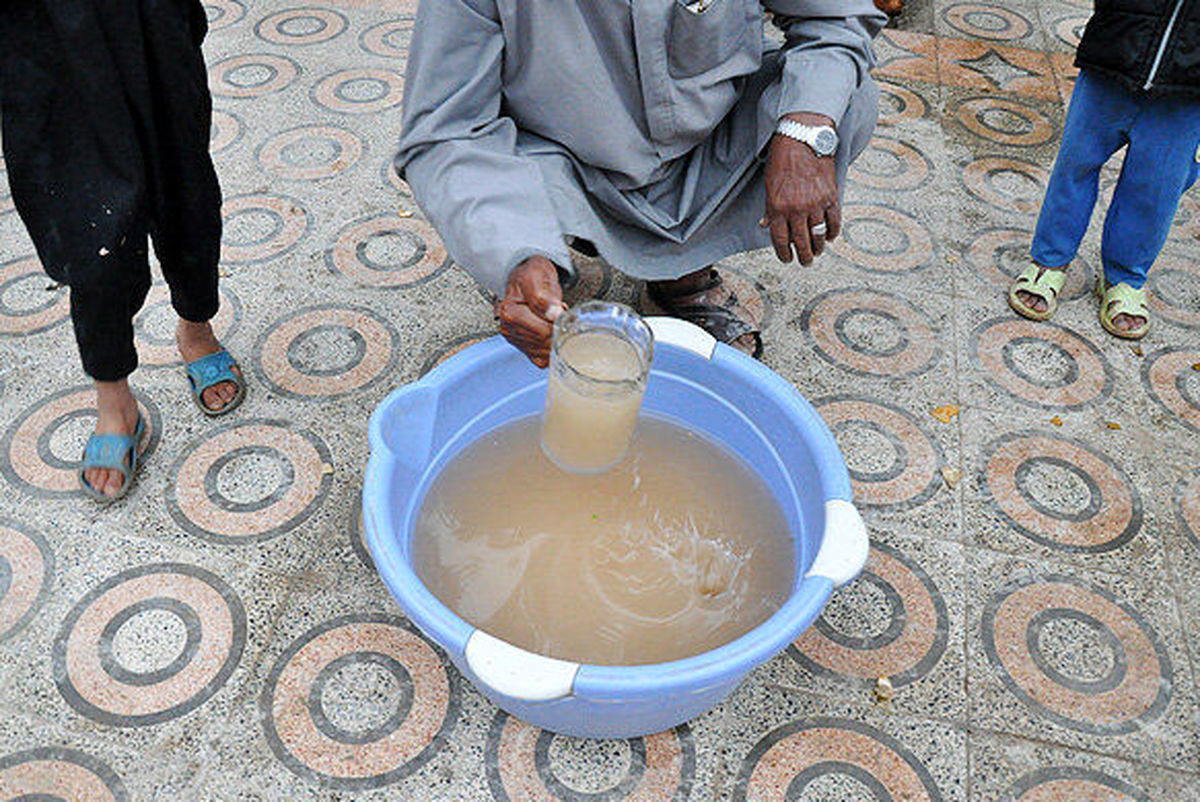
{"left": 517, "top": 263, "right": 564, "bottom": 321}
{"left": 768, "top": 216, "right": 793, "bottom": 262}
{"left": 790, "top": 214, "right": 814, "bottom": 266}
{"left": 825, "top": 201, "right": 842, "bottom": 242}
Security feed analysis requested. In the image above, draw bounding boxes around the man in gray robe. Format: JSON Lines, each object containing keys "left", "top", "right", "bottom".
{"left": 397, "top": 0, "right": 885, "bottom": 363}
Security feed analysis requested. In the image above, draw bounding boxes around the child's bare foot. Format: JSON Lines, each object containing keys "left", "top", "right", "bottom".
{"left": 176, "top": 319, "right": 241, "bottom": 411}
{"left": 86, "top": 380, "right": 141, "bottom": 498}
{"left": 1014, "top": 266, "right": 1067, "bottom": 314}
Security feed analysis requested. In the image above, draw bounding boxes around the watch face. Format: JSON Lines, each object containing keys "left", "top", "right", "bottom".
{"left": 815, "top": 129, "right": 837, "bottom": 155}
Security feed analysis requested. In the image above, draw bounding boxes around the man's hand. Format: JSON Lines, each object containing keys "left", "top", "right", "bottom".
{"left": 763, "top": 112, "right": 841, "bottom": 267}
{"left": 497, "top": 255, "right": 565, "bottom": 368}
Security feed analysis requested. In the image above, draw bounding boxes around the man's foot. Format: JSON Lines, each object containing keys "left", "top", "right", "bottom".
{"left": 647, "top": 268, "right": 763, "bottom": 359}
{"left": 874, "top": 0, "right": 904, "bottom": 17}
{"left": 85, "top": 380, "right": 141, "bottom": 499}
{"left": 176, "top": 320, "right": 241, "bottom": 411}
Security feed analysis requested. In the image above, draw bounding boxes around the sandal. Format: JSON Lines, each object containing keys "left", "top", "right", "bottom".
{"left": 185, "top": 349, "right": 247, "bottom": 416}
{"left": 79, "top": 414, "right": 145, "bottom": 502}
{"left": 647, "top": 268, "right": 764, "bottom": 359}
{"left": 1096, "top": 278, "right": 1150, "bottom": 340}
{"left": 1008, "top": 264, "right": 1067, "bottom": 321}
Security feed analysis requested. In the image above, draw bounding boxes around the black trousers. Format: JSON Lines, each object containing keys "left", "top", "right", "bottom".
{"left": 0, "top": 0, "right": 222, "bottom": 381}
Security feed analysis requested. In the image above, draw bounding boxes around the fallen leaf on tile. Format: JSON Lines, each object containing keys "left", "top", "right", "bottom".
{"left": 930, "top": 404, "right": 960, "bottom": 423}
{"left": 1193, "top": 362, "right": 1200, "bottom": 372}
{"left": 397, "top": 208, "right": 414, "bottom": 218}
{"left": 1105, "top": 422, "right": 1121, "bottom": 430}
{"left": 873, "top": 676, "right": 894, "bottom": 703}
{"left": 1130, "top": 344, "right": 1143, "bottom": 357}
{"left": 321, "top": 463, "right": 335, "bottom": 475}
{"left": 1050, "top": 416, "right": 1063, "bottom": 426}
{"left": 218, "top": 268, "right": 232, "bottom": 278}
{"left": 940, "top": 466, "right": 962, "bottom": 489}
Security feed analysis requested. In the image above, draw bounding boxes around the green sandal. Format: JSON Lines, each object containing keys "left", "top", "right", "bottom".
{"left": 1008, "top": 264, "right": 1067, "bottom": 321}
{"left": 1096, "top": 279, "right": 1150, "bottom": 340}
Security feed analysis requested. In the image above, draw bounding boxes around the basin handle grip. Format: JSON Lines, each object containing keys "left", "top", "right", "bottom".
{"left": 465, "top": 631, "right": 580, "bottom": 702}
{"left": 806, "top": 499, "right": 869, "bottom": 588}
{"left": 646, "top": 316, "right": 717, "bottom": 360}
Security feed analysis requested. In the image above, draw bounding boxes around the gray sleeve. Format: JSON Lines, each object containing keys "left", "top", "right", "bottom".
{"left": 395, "top": 0, "right": 573, "bottom": 296}
{"left": 763, "top": 0, "right": 887, "bottom": 125}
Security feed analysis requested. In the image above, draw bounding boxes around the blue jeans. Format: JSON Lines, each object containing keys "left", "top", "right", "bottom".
{"left": 1031, "top": 70, "right": 1200, "bottom": 289}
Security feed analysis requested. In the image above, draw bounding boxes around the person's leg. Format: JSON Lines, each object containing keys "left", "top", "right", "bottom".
{"left": 1020, "top": 71, "right": 1134, "bottom": 313}
{"left": 1099, "top": 90, "right": 1200, "bottom": 331}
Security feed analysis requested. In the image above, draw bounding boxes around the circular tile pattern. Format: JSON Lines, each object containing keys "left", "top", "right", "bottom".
{"left": 254, "top": 304, "right": 399, "bottom": 399}
{"left": 965, "top": 227, "right": 1091, "bottom": 301}
{"left": 955, "top": 97, "right": 1056, "bottom": 147}
{"left": 1175, "top": 470, "right": 1200, "bottom": 548}
{"left": 0, "top": 386, "right": 161, "bottom": 498}
{"left": 1052, "top": 16, "right": 1089, "bottom": 49}
{"left": 984, "top": 432, "right": 1140, "bottom": 553}
{"left": 257, "top": 125, "right": 364, "bottom": 181}
{"left": 167, "top": 419, "right": 332, "bottom": 544}
{"left": 849, "top": 135, "right": 932, "bottom": 191}
{"left": 815, "top": 396, "right": 943, "bottom": 511}
{"left": 361, "top": 18, "right": 415, "bottom": 59}
{"left": 876, "top": 80, "right": 929, "bottom": 125}
{"left": 0, "top": 520, "right": 53, "bottom": 643}
{"left": 486, "top": 712, "right": 694, "bottom": 801}
{"left": 962, "top": 157, "right": 1048, "bottom": 214}
{"left": 0, "top": 747, "right": 128, "bottom": 800}
{"left": 210, "top": 109, "right": 244, "bottom": 155}
{"left": 801, "top": 288, "right": 940, "bottom": 378}
{"left": 1142, "top": 347, "right": 1200, "bottom": 433}
{"left": 203, "top": 0, "right": 245, "bottom": 30}
{"left": 943, "top": 3, "right": 1034, "bottom": 41}
{"left": 732, "top": 717, "right": 940, "bottom": 801}
{"left": 1007, "top": 766, "right": 1148, "bottom": 802}
{"left": 421, "top": 331, "right": 493, "bottom": 377}
{"left": 261, "top": 613, "right": 460, "bottom": 790}
{"left": 790, "top": 541, "right": 948, "bottom": 687}
{"left": 982, "top": 574, "right": 1171, "bottom": 735}
{"left": 831, "top": 204, "right": 933, "bottom": 274}
{"left": 327, "top": 213, "right": 449, "bottom": 288}
{"left": 382, "top": 160, "right": 414, "bottom": 198}
{"left": 133, "top": 284, "right": 240, "bottom": 367}
{"left": 220, "top": 193, "right": 309, "bottom": 264}
{"left": 971, "top": 317, "right": 1113, "bottom": 410}
{"left": 209, "top": 54, "right": 300, "bottom": 99}
{"left": 349, "top": 503, "right": 374, "bottom": 569}
{"left": 1146, "top": 252, "right": 1200, "bottom": 329}
{"left": 312, "top": 68, "right": 405, "bottom": 114}
{"left": 53, "top": 563, "right": 246, "bottom": 727}
{"left": 0, "top": 255, "right": 70, "bottom": 335}
{"left": 255, "top": 7, "right": 348, "bottom": 45}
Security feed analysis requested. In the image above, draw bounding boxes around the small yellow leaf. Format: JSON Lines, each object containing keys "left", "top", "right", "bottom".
{"left": 397, "top": 208, "right": 414, "bottom": 218}
{"left": 874, "top": 676, "right": 894, "bottom": 703}
{"left": 1130, "top": 344, "right": 1143, "bottom": 357}
{"left": 321, "top": 462, "right": 335, "bottom": 475}
{"left": 1050, "top": 416, "right": 1063, "bottom": 427}
{"left": 1105, "top": 422, "right": 1121, "bottom": 430}
{"left": 1192, "top": 362, "right": 1200, "bottom": 372}
{"left": 930, "top": 404, "right": 960, "bottom": 424}
{"left": 941, "top": 466, "right": 962, "bottom": 489}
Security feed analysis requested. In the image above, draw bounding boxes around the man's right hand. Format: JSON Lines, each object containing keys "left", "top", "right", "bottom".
{"left": 497, "top": 256, "right": 565, "bottom": 368}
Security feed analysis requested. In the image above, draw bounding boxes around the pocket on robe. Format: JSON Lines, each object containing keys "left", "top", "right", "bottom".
{"left": 667, "top": 0, "right": 755, "bottom": 78}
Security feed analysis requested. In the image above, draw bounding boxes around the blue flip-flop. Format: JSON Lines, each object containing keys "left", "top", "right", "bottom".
{"left": 185, "top": 349, "right": 246, "bottom": 416}
{"left": 79, "top": 414, "right": 146, "bottom": 503}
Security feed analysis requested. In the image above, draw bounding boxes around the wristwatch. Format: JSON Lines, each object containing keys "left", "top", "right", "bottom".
{"left": 775, "top": 120, "right": 839, "bottom": 158}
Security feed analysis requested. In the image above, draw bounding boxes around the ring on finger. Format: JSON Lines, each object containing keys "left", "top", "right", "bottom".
{"left": 810, "top": 221, "right": 828, "bottom": 237}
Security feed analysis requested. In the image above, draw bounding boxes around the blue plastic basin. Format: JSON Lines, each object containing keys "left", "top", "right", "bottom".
{"left": 363, "top": 319, "right": 867, "bottom": 738}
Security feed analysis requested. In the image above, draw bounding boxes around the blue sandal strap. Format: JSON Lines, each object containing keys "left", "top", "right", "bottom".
{"left": 186, "top": 350, "right": 243, "bottom": 398}
{"left": 79, "top": 416, "right": 144, "bottom": 499}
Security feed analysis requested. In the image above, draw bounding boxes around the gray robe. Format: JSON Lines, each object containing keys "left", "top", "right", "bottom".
{"left": 396, "top": 0, "right": 886, "bottom": 295}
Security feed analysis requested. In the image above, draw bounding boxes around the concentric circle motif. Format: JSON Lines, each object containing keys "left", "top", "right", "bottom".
{"left": 327, "top": 213, "right": 449, "bottom": 288}
{"left": 831, "top": 204, "right": 933, "bottom": 274}
{"left": 954, "top": 97, "right": 1056, "bottom": 147}
{"left": 52, "top": 563, "right": 246, "bottom": 727}
{"left": 349, "top": 503, "right": 374, "bottom": 569}
{"left": 1006, "top": 766, "right": 1148, "bottom": 802}
{"left": 421, "top": 332, "right": 493, "bottom": 377}
{"left": 312, "top": 69, "right": 405, "bottom": 114}
{"left": 801, "top": 288, "right": 940, "bottom": 378}
{"left": 970, "top": 317, "right": 1113, "bottom": 410}
{"left": 210, "top": 109, "right": 244, "bottom": 155}
{"left": 982, "top": 574, "right": 1171, "bottom": 735}
{"left": 1146, "top": 252, "right": 1200, "bottom": 329}
{"left": 962, "top": 157, "right": 1048, "bottom": 214}
{"left": 203, "top": 0, "right": 245, "bottom": 30}
{"left": 0, "top": 386, "right": 161, "bottom": 497}
{"left": 965, "top": 227, "right": 1091, "bottom": 301}
{"left": 983, "top": 432, "right": 1140, "bottom": 553}
{"left": 731, "top": 717, "right": 941, "bottom": 801}
{"left": 790, "top": 541, "right": 948, "bottom": 687}
{"left": 943, "top": 3, "right": 1033, "bottom": 41}
{"left": 0, "top": 520, "right": 53, "bottom": 643}
{"left": 254, "top": 304, "right": 399, "bottom": 399}
{"left": 1142, "top": 347, "right": 1200, "bottom": 433}
{"left": 167, "top": 419, "right": 332, "bottom": 544}
{"left": 256, "top": 8, "right": 348, "bottom": 45}
{"left": 382, "top": 160, "right": 414, "bottom": 198}
{"left": 0, "top": 255, "right": 70, "bottom": 335}
{"left": 361, "top": 18, "right": 415, "bottom": 59}
{"left": 848, "top": 135, "right": 932, "bottom": 191}
{"left": 257, "top": 125, "right": 364, "bottom": 181}
{"left": 815, "top": 396, "right": 943, "bottom": 511}
{"left": 486, "top": 712, "right": 694, "bottom": 801}
{"left": 0, "top": 747, "right": 128, "bottom": 800}
{"left": 877, "top": 80, "right": 929, "bottom": 126}
{"left": 220, "top": 193, "right": 309, "bottom": 264}
{"left": 261, "top": 613, "right": 460, "bottom": 790}
{"left": 133, "top": 284, "right": 240, "bottom": 367}
{"left": 1052, "top": 16, "right": 1089, "bottom": 49}
{"left": 1175, "top": 470, "right": 1200, "bottom": 549}
{"left": 209, "top": 54, "right": 300, "bottom": 99}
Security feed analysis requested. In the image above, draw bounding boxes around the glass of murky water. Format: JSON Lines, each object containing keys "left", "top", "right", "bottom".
{"left": 540, "top": 301, "right": 654, "bottom": 474}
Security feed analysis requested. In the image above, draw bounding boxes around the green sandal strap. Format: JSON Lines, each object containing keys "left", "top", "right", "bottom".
{"left": 1097, "top": 281, "right": 1150, "bottom": 339}
{"left": 1008, "top": 264, "right": 1066, "bottom": 321}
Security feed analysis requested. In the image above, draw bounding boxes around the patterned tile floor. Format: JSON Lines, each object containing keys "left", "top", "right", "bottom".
{"left": 0, "top": 0, "right": 1198, "bottom": 799}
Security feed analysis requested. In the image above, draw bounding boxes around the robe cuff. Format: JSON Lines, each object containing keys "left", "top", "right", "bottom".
{"left": 777, "top": 53, "right": 859, "bottom": 127}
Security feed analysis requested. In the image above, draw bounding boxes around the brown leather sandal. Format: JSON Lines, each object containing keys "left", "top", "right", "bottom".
{"left": 647, "top": 268, "right": 764, "bottom": 359}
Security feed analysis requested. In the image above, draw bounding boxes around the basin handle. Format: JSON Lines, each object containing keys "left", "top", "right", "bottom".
{"left": 465, "top": 630, "right": 580, "bottom": 702}
{"left": 646, "top": 317, "right": 717, "bottom": 360}
{"left": 806, "top": 499, "right": 869, "bottom": 587}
